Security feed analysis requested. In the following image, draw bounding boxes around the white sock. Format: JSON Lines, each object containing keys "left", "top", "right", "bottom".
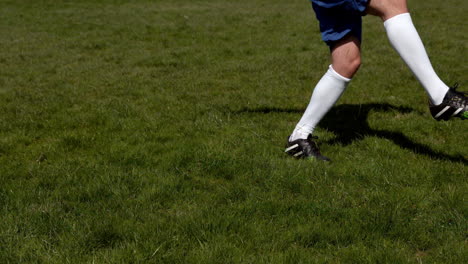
{"left": 384, "top": 13, "right": 449, "bottom": 105}
{"left": 290, "top": 65, "right": 351, "bottom": 141}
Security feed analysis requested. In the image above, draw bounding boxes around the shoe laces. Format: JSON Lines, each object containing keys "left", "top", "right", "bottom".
{"left": 449, "top": 83, "right": 468, "bottom": 106}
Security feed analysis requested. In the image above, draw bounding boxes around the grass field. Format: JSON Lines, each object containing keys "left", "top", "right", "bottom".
{"left": 0, "top": 0, "right": 467, "bottom": 263}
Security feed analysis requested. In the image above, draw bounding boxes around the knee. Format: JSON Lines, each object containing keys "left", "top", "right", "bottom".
{"left": 367, "top": 0, "right": 409, "bottom": 20}
{"left": 332, "top": 54, "right": 361, "bottom": 78}
{"left": 347, "top": 55, "right": 361, "bottom": 75}
{"left": 330, "top": 35, "right": 362, "bottom": 78}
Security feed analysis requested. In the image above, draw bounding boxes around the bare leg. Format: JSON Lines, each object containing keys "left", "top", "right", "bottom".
{"left": 366, "top": 0, "right": 408, "bottom": 21}
{"left": 331, "top": 35, "right": 362, "bottom": 78}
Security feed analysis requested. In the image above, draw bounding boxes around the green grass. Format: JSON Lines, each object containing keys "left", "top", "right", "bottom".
{"left": 0, "top": 0, "right": 466, "bottom": 262}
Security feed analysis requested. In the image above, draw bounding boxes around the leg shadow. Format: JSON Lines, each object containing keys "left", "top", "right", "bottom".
{"left": 234, "top": 103, "right": 467, "bottom": 165}
{"left": 319, "top": 103, "right": 467, "bottom": 165}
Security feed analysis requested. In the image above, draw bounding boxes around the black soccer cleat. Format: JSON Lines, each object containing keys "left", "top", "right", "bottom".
{"left": 429, "top": 84, "right": 468, "bottom": 121}
{"left": 285, "top": 135, "right": 330, "bottom": 161}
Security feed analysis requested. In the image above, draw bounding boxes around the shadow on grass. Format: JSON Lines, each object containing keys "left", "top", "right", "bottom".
{"left": 234, "top": 103, "right": 467, "bottom": 165}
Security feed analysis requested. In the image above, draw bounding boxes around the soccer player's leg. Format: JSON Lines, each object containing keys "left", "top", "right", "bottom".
{"left": 331, "top": 36, "right": 361, "bottom": 79}
{"left": 286, "top": 2, "right": 366, "bottom": 161}
{"left": 286, "top": 36, "right": 361, "bottom": 161}
{"left": 366, "top": 0, "right": 467, "bottom": 120}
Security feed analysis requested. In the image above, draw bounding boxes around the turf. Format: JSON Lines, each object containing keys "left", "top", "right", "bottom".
{"left": 0, "top": 0, "right": 466, "bottom": 263}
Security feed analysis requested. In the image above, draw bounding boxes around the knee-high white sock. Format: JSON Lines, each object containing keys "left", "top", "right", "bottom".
{"left": 290, "top": 65, "right": 351, "bottom": 141}
{"left": 384, "top": 13, "right": 448, "bottom": 105}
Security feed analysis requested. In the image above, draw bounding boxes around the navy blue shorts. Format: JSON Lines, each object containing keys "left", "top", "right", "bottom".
{"left": 310, "top": 0, "right": 369, "bottom": 46}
